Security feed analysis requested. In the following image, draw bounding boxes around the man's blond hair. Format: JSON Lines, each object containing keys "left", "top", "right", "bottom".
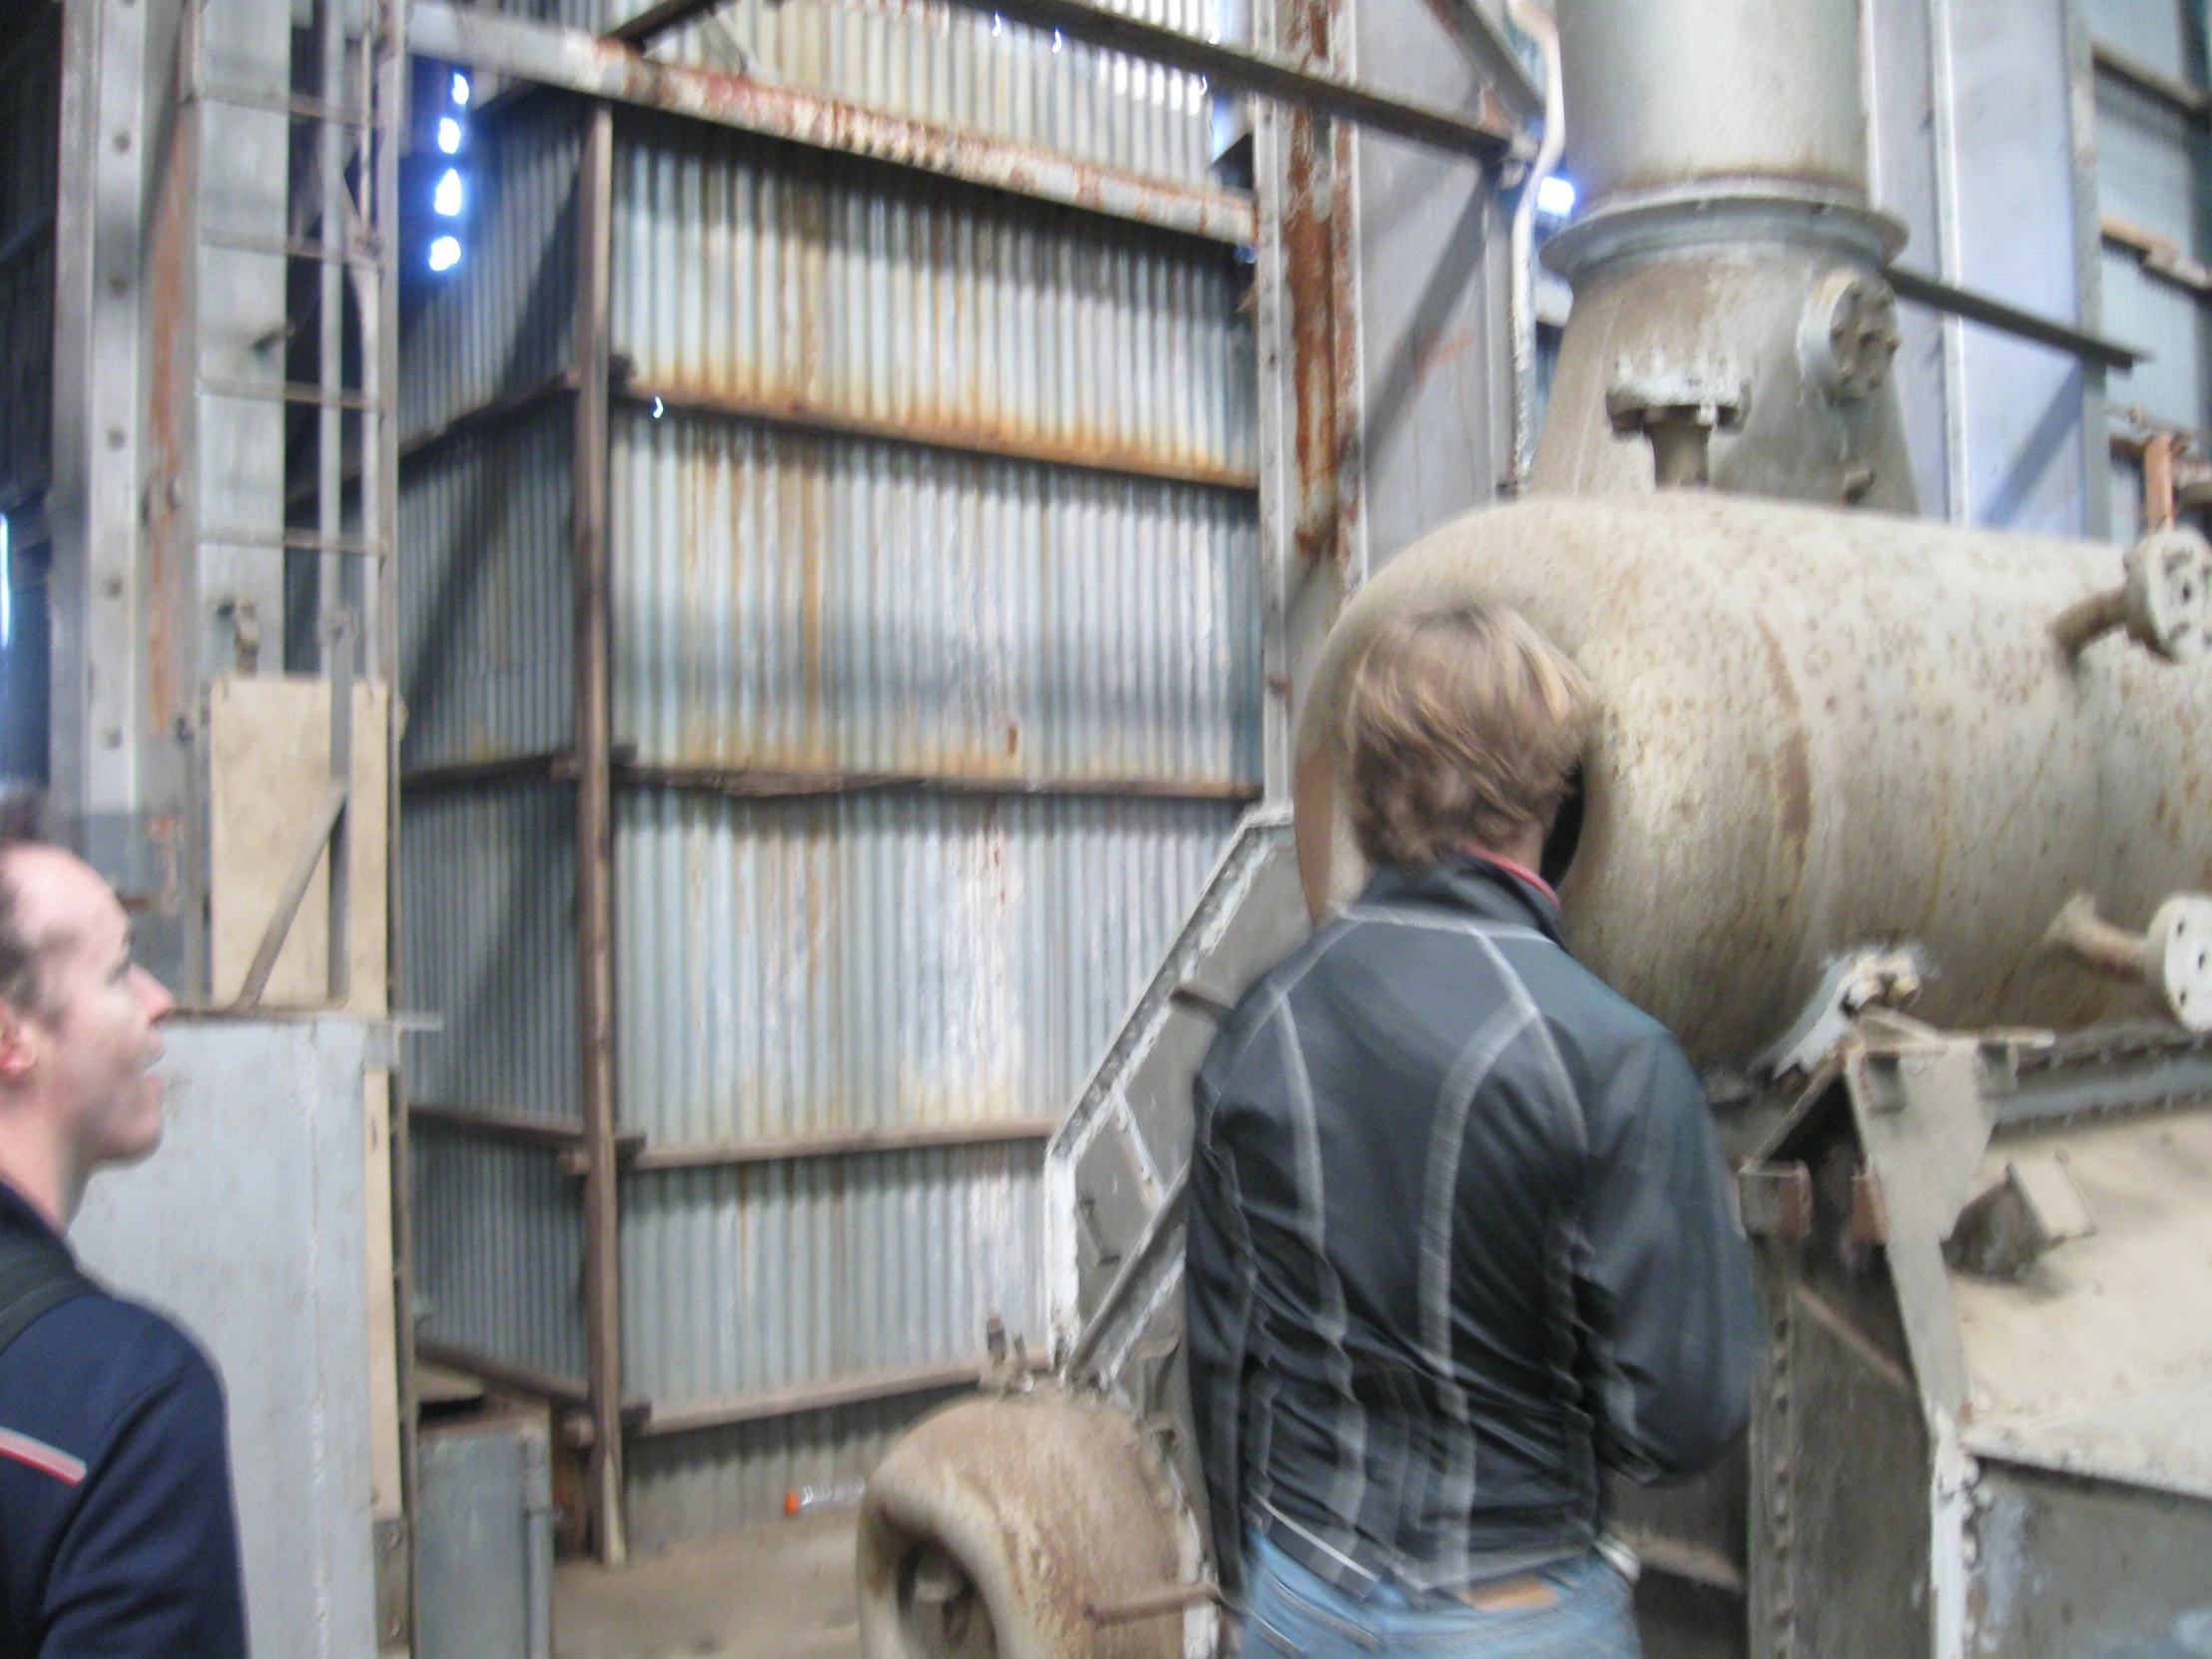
{"left": 1344, "top": 603, "right": 1591, "bottom": 873}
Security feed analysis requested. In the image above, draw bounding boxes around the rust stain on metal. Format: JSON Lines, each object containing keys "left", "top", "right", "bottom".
{"left": 143, "top": 107, "right": 195, "bottom": 735}
{"left": 594, "top": 37, "right": 1256, "bottom": 246}
{"left": 1754, "top": 618, "right": 1814, "bottom": 854}
{"left": 620, "top": 380, "right": 1260, "bottom": 494}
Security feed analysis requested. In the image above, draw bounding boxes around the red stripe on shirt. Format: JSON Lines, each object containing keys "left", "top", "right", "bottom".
{"left": 0, "top": 1425, "right": 86, "bottom": 1485}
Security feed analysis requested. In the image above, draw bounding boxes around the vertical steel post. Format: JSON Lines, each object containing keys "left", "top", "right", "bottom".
{"left": 571, "top": 98, "right": 626, "bottom": 1567}
{"left": 318, "top": 0, "right": 351, "bottom": 1007}
{"left": 1256, "top": 0, "right": 1355, "bottom": 802}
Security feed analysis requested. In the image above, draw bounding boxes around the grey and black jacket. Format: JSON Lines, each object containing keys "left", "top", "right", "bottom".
{"left": 1185, "top": 853, "right": 1759, "bottom": 1599}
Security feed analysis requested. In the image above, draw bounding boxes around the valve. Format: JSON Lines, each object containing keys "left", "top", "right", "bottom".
{"left": 2043, "top": 890, "right": 2212, "bottom": 1030}
{"left": 2050, "top": 527, "right": 2212, "bottom": 664}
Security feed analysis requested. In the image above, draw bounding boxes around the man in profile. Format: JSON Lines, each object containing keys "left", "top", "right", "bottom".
{"left": 1188, "top": 604, "right": 1757, "bottom": 1656}
{"left": 0, "top": 796, "right": 249, "bottom": 1658}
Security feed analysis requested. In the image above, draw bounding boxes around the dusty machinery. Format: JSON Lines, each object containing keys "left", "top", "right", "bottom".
{"left": 856, "top": 1, "right": 2212, "bottom": 1655}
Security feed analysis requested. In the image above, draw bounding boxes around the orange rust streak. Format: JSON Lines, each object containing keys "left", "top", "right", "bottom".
{"left": 619, "top": 380, "right": 1261, "bottom": 494}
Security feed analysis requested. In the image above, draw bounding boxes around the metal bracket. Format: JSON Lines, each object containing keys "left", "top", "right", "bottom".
{"left": 1605, "top": 358, "right": 1748, "bottom": 486}
{"left": 1756, "top": 948, "right": 1925, "bottom": 1079}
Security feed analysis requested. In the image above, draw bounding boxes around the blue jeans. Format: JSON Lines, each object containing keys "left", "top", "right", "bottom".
{"left": 1239, "top": 1532, "right": 1641, "bottom": 1659}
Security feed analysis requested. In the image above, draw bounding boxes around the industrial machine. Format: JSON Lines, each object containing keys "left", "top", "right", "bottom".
{"left": 855, "top": 1, "right": 2212, "bottom": 1654}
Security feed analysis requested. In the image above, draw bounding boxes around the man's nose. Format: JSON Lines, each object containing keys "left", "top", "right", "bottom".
{"left": 136, "top": 966, "right": 177, "bottom": 1023}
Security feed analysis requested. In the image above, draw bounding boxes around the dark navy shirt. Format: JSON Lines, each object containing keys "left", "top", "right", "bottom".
{"left": 0, "top": 1179, "right": 248, "bottom": 1659}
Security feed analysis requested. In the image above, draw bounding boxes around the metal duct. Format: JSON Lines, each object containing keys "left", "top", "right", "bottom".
{"left": 1532, "top": 0, "right": 1920, "bottom": 512}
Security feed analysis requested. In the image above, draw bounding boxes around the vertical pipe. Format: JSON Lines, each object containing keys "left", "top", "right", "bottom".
{"left": 572, "top": 98, "right": 626, "bottom": 1568}
{"left": 1503, "top": 0, "right": 1561, "bottom": 495}
{"left": 1553, "top": 0, "right": 1869, "bottom": 206}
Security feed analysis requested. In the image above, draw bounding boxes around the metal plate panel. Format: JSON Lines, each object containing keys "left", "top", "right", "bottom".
{"left": 399, "top": 400, "right": 578, "bottom": 769}
{"left": 611, "top": 788, "right": 1237, "bottom": 1142}
{"left": 2084, "top": 0, "right": 2198, "bottom": 84}
{"left": 398, "top": 97, "right": 583, "bottom": 440}
{"left": 609, "top": 115, "right": 1257, "bottom": 480}
{"left": 622, "top": 1140, "right": 1044, "bottom": 1403}
{"left": 1944, "top": 0, "right": 2093, "bottom": 534}
{"left": 71, "top": 1016, "right": 380, "bottom": 1659}
{"left": 402, "top": 781, "right": 582, "bottom": 1120}
{"left": 2102, "top": 250, "right": 2212, "bottom": 437}
{"left": 412, "top": 1125, "right": 591, "bottom": 1382}
{"left": 1955, "top": 1103, "right": 2212, "bottom": 1501}
{"left": 1347, "top": 0, "right": 1510, "bottom": 568}
{"left": 609, "top": 405, "right": 1261, "bottom": 781}
{"left": 650, "top": 0, "right": 1221, "bottom": 187}
{"left": 417, "top": 1410, "right": 556, "bottom": 1659}
{"left": 1968, "top": 1460, "right": 2212, "bottom": 1658}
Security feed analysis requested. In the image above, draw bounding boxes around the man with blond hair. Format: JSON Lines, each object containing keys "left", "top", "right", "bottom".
{"left": 1187, "top": 604, "right": 1757, "bottom": 1657}
{"left": 0, "top": 795, "right": 249, "bottom": 1658}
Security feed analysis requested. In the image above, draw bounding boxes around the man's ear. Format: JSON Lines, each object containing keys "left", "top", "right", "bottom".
{"left": 0, "top": 999, "right": 38, "bottom": 1085}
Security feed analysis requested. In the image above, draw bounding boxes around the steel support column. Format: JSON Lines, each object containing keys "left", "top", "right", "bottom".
{"left": 570, "top": 100, "right": 626, "bottom": 1567}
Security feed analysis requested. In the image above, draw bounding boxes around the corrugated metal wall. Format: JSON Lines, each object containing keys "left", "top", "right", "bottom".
{"left": 401, "top": 0, "right": 1260, "bottom": 1549}
{"left": 2088, "top": 0, "right": 2210, "bottom": 538}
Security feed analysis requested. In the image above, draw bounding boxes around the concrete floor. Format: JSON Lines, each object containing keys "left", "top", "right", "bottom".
{"left": 554, "top": 1510, "right": 861, "bottom": 1659}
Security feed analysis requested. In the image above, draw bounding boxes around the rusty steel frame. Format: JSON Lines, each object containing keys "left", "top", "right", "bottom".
{"left": 406, "top": 1, "right": 1258, "bottom": 247}
{"left": 398, "top": 752, "right": 1262, "bottom": 804}
{"left": 625, "top": 1116, "right": 1059, "bottom": 1173}
{"left": 571, "top": 100, "right": 627, "bottom": 1567}
{"left": 637, "top": 1353, "right": 1048, "bottom": 1438}
{"left": 616, "top": 381, "right": 1263, "bottom": 494}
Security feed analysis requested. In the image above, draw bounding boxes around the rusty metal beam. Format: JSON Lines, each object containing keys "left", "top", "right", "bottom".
{"left": 619, "top": 380, "right": 1262, "bottom": 492}
{"left": 627, "top": 1116, "right": 1058, "bottom": 1173}
{"left": 571, "top": 101, "right": 627, "bottom": 1568}
{"left": 637, "top": 1353, "right": 1047, "bottom": 1438}
{"left": 397, "top": 750, "right": 1261, "bottom": 803}
{"left": 936, "top": 0, "right": 1518, "bottom": 163}
{"left": 407, "top": 2, "right": 1257, "bottom": 246}
{"left": 624, "top": 761, "right": 1263, "bottom": 805}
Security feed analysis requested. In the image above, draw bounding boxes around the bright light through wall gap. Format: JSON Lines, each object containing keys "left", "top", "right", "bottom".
{"left": 437, "top": 116, "right": 462, "bottom": 155}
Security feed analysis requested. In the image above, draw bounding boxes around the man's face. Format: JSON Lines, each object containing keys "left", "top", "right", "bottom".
{"left": 3, "top": 848, "right": 176, "bottom": 1167}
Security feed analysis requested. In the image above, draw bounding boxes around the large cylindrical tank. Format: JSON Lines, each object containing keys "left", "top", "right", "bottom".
{"left": 1293, "top": 492, "right": 2212, "bottom": 1067}
{"left": 1557, "top": 0, "right": 1868, "bottom": 204}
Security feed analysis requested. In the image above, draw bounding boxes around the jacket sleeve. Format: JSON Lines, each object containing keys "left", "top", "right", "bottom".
{"left": 1570, "top": 1028, "right": 1760, "bottom": 1483}
{"left": 1185, "top": 1048, "right": 1261, "bottom": 1598}
{"left": 40, "top": 1349, "right": 250, "bottom": 1659}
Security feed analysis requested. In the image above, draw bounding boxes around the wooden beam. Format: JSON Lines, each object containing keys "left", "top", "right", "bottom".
{"left": 571, "top": 101, "right": 627, "bottom": 1568}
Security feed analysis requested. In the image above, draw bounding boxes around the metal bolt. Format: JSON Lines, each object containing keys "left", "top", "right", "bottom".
{"left": 106, "top": 426, "right": 125, "bottom": 450}
{"left": 111, "top": 130, "right": 131, "bottom": 153}
{"left": 103, "top": 575, "right": 123, "bottom": 598}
